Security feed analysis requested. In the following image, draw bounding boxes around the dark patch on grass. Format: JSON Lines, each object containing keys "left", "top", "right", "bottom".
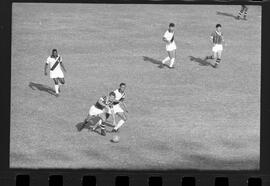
{"left": 29, "top": 82, "right": 56, "bottom": 96}
{"left": 143, "top": 56, "right": 170, "bottom": 69}
{"left": 189, "top": 56, "right": 213, "bottom": 67}
{"left": 216, "top": 11, "right": 239, "bottom": 20}
{"left": 181, "top": 153, "right": 259, "bottom": 170}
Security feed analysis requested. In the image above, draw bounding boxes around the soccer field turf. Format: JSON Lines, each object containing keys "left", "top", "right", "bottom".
{"left": 10, "top": 3, "right": 261, "bottom": 170}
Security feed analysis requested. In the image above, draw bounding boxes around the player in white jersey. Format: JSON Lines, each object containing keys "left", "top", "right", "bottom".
{"left": 111, "top": 83, "right": 128, "bottom": 133}
{"left": 161, "top": 23, "right": 177, "bottom": 69}
{"left": 44, "top": 49, "right": 67, "bottom": 97}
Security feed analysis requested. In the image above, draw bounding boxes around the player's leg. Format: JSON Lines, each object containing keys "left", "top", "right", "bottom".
{"left": 162, "top": 51, "right": 171, "bottom": 65}
{"left": 169, "top": 50, "right": 176, "bottom": 68}
{"left": 243, "top": 6, "right": 248, "bottom": 20}
{"left": 111, "top": 105, "right": 127, "bottom": 132}
{"left": 58, "top": 78, "right": 65, "bottom": 93}
{"left": 53, "top": 78, "right": 60, "bottom": 96}
{"left": 213, "top": 50, "right": 221, "bottom": 68}
{"left": 112, "top": 112, "right": 127, "bottom": 133}
{"left": 237, "top": 5, "right": 244, "bottom": 19}
{"left": 95, "top": 113, "right": 107, "bottom": 136}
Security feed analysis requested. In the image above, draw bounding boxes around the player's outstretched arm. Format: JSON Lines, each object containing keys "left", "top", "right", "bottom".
{"left": 60, "top": 62, "right": 67, "bottom": 72}
{"left": 44, "top": 63, "right": 48, "bottom": 76}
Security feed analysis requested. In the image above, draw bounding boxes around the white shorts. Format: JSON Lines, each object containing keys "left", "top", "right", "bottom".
{"left": 113, "top": 104, "right": 124, "bottom": 113}
{"left": 212, "top": 44, "right": 223, "bottom": 53}
{"left": 89, "top": 105, "right": 104, "bottom": 116}
{"left": 89, "top": 105, "right": 113, "bottom": 116}
{"left": 166, "top": 41, "right": 177, "bottom": 52}
{"left": 50, "top": 69, "right": 64, "bottom": 79}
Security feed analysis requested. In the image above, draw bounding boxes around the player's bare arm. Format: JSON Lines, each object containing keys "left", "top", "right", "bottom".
{"left": 163, "top": 37, "right": 170, "bottom": 44}
{"left": 44, "top": 63, "right": 48, "bottom": 76}
{"left": 60, "top": 62, "right": 67, "bottom": 72}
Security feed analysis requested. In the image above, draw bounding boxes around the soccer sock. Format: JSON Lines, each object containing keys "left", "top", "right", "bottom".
{"left": 93, "top": 119, "right": 102, "bottom": 130}
{"left": 169, "top": 58, "right": 175, "bottom": 67}
{"left": 114, "top": 120, "right": 125, "bottom": 130}
{"left": 238, "top": 10, "right": 243, "bottom": 17}
{"left": 162, "top": 56, "right": 170, "bottom": 64}
{"left": 244, "top": 11, "right": 247, "bottom": 18}
{"left": 216, "top": 58, "right": 221, "bottom": 64}
{"left": 55, "top": 84, "right": 59, "bottom": 94}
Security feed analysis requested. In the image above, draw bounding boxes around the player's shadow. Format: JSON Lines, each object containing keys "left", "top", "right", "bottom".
{"left": 28, "top": 82, "right": 56, "bottom": 96}
{"left": 189, "top": 56, "right": 213, "bottom": 67}
{"left": 143, "top": 56, "right": 170, "bottom": 69}
{"left": 216, "top": 11, "right": 239, "bottom": 20}
{"left": 76, "top": 116, "right": 115, "bottom": 134}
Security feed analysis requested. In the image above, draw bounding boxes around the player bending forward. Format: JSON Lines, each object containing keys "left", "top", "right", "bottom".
{"left": 205, "top": 24, "right": 225, "bottom": 68}
{"left": 44, "top": 49, "right": 67, "bottom": 97}
{"left": 111, "top": 83, "right": 128, "bottom": 133}
{"left": 83, "top": 92, "right": 116, "bottom": 136}
{"left": 161, "top": 23, "right": 177, "bottom": 69}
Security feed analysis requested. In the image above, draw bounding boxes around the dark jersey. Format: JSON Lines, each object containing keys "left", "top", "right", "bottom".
{"left": 95, "top": 96, "right": 114, "bottom": 110}
{"left": 211, "top": 31, "right": 223, "bottom": 44}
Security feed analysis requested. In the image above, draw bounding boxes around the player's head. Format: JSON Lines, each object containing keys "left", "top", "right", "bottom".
{"left": 216, "top": 24, "right": 222, "bottom": 31}
{"left": 119, "top": 83, "right": 126, "bottom": 92}
{"left": 168, "top": 23, "right": 175, "bottom": 32}
{"left": 109, "top": 91, "right": 116, "bottom": 101}
{"left": 52, "top": 49, "right": 58, "bottom": 57}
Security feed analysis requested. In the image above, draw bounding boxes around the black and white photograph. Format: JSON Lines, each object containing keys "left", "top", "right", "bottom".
{"left": 10, "top": 3, "right": 261, "bottom": 170}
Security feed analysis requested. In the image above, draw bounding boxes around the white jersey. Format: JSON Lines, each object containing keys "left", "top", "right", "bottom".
{"left": 113, "top": 89, "right": 126, "bottom": 102}
{"left": 163, "top": 30, "right": 177, "bottom": 51}
{"left": 46, "top": 55, "right": 64, "bottom": 78}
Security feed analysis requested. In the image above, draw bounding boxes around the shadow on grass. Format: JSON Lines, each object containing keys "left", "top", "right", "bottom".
{"left": 29, "top": 82, "right": 56, "bottom": 96}
{"left": 189, "top": 56, "right": 213, "bottom": 67}
{"left": 216, "top": 11, "right": 239, "bottom": 20}
{"left": 143, "top": 56, "right": 170, "bottom": 69}
{"left": 76, "top": 116, "right": 115, "bottom": 134}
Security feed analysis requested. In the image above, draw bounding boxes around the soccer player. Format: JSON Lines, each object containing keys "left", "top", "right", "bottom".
{"left": 161, "top": 23, "right": 177, "bottom": 69}
{"left": 205, "top": 24, "right": 225, "bottom": 68}
{"left": 82, "top": 92, "right": 116, "bottom": 136}
{"left": 111, "top": 83, "right": 128, "bottom": 133}
{"left": 44, "top": 49, "right": 67, "bottom": 97}
{"left": 236, "top": 5, "right": 248, "bottom": 20}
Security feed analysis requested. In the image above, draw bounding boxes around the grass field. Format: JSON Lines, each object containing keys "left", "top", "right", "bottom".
{"left": 10, "top": 3, "right": 261, "bottom": 170}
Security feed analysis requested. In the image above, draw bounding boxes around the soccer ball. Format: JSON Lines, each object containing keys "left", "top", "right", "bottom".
{"left": 111, "top": 135, "right": 120, "bottom": 143}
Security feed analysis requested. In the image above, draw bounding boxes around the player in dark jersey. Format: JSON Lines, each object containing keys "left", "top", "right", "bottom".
{"left": 205, "top": 24, "right": 224, "bottom": 68}
{"left": 237, "top": 5, "right": 248, "bottom": 20}
{"left": 78, "top": 92, "right": 116, "bottom": 136}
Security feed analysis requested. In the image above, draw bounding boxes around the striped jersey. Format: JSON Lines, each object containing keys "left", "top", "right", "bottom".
{"left": 95, "top": 96, "right": 114, "bottom": 110}
{"left": 211, "top": 31, "right": 223, "bottom": 44}
{"left": 163, "top": 30, "right": 174, "bottom": 43}
{"left": 46, "top": 55, "right": 62, "bottom": 71}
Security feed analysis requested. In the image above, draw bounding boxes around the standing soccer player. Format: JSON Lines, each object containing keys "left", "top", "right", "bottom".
{"left": 81, "top": 92, "right": 116, "bottom": 136}
{"left": 205, "top": 24, "right": 225, "bottom": 68}
{"left": 111, "top": 83, "right": 128, "bottom": 133}
{"left": 236, "top": 5, "right": 248, "bottom": 20}
{"left": 161, "top": 23, "right": 177, "bottom": 69}
{"left": 44, "top": 49, "right": 67, "bottom": 97}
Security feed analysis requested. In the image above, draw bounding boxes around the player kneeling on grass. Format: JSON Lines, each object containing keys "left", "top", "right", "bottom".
{"left": 205, "top": 24, "right": 225, "bottom": 68}
{"left": 111, "top": 83, "right": 128, "bottom": 133}
{"left": 82, "top": 92, "right": 116, "bottom": 136}
{"left": 44, "top": 49, "right": 67, "bottom": 97}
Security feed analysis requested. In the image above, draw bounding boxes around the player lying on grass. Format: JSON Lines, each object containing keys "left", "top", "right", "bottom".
{"left": 161, "top": 23, "right": 177, "bottom": 69}
{"left": 81, "top": 92, "right": 116, "bottom": 136}
{"left": 205, "top": 24, "right": 225, "bottom": 68}
{"left": 111, "top": 83, "right": 128, "bottom": 133}
{"left": 44, "top": 49, "right": 67, "bottom": 97}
